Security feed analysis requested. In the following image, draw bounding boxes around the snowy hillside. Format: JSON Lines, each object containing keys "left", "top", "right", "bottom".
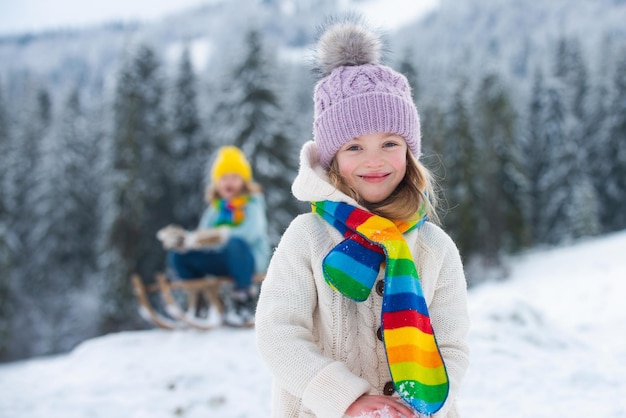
{"left": 394, "top": 0, "right": 626, "bottom": 99}
{"left": 1, "top": 230, "right": 625, "bottom": 418}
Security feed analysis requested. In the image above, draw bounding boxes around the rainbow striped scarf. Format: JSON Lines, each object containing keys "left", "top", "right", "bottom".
{"left": 212, "top": 195, "right": 249, "bottom": 226}
{"left": 312, "top": 200, "right": 449, "bottom": 416}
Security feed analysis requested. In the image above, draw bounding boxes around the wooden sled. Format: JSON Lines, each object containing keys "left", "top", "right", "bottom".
{"left": 130, "top": 274, "right": 183, "bottom": 330}
{"left": 156, "top": 273, "right": 225, "bottom": 330}
{"left": 131, "top": 272, "right": 264, "bottom": 330}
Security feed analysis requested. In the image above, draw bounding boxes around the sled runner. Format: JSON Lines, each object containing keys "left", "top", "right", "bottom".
{"left": 131, "top": 272, "right": 263, "bottom": 330}
{"left": 130, "top": 274, "right": 183, "bottom": 330}
{"left": 155, "top": 273, "right": 225, "bottom": 330}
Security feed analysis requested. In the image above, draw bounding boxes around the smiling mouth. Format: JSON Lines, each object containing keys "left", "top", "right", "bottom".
{"left": 359, "top": 173, "right": 389, "bottom": 182}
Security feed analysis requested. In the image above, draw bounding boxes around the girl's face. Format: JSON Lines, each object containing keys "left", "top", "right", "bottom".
{"left": 335, "top": 132, "right": 408, "bottom": 204}
{"left": 215, "top": 174, "right": 245, "bottom": 200}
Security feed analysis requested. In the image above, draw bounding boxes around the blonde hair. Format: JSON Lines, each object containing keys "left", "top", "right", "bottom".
{"left": 328, "top": 151, "right": 440, "bottom": 224}
{"left": 204, "top": 180, "right": 263, "bottom": 204}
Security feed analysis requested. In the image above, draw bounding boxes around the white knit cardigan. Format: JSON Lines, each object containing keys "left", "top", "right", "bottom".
{"left": 255, "top": 141, "right": 470, "bottom": 418}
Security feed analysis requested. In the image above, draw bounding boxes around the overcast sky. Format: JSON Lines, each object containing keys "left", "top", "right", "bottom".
{"left": 0, "top": 0, "right": 438, "bottom": 36}
{"left": 0, "top": 0, "right": 209, "bottom": 35}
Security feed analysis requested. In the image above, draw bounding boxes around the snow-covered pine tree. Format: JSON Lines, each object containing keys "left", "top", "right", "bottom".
{"left": 473, "top": 73, "right": 526, "bottom": 259}
{"left": 3, "top": 85, "right": 54, "bottom": 359}
{"left": 0, "top": 82, "right": 8, "bottom": 223}
{"left": 554, "top": 37, "right": 588, "bottom": 124}
{"left": 169, "top": 47, "right": 208, "bottom": 229}
{"left": 0, "top": 82, "right": 12, "bottom": 361}
{"left": 584, "top": 35, "right": 612, "bottom": 232}
{"left": 0, "top": 228, "right": 8, "bottom": 361}
{"left": 21, "top": 88, "right": 55, "bottom": 289}
{"left": 552, "top": 38, "right": 600, "bottom": 241}
{"left": 530, "top": 76, "right": 578, "bottom": 244}
{"left": 6, "top": 87, "right": 51, "bottom": 247}
{"left": 213, "top": 29, "right": 299, "bottom": 244}
{"left": 584, "top": 34, "right": 615, "bottom": 231}
{"left": 525, "top": 69, "right": 551, "bottom": 243}
{"left": 99, "top": 50, "right": 144, "bottom": 331}
{"left": 25, "top": 87, "right": 103, "bottom": 354}
{"left": 440, "top": 79, "right": 482, "bottom": 259}
{"left": 99, "top": 44, "right": 174, "bottom": 331}
{"left": 599, "top": 46, "right": 626, "bottom": 231}
{"left": 32, "top": 88, "right": 100, "bottom": 284}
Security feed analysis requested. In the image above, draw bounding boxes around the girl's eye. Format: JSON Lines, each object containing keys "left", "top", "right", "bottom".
{"left": 345, "top": 144, "right": 360, "bottom": 151}
{"left": 383, "top": 141, "right": 399, "bottom": 148}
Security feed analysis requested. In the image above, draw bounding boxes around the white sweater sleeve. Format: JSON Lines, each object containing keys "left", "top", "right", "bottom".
{"left": 255, "top": 215, "right": 371, "bottom": 418}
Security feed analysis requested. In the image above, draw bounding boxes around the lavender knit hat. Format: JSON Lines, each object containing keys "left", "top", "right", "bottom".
{"left": 313, "top": 20, "right": 421, "bottom": 169}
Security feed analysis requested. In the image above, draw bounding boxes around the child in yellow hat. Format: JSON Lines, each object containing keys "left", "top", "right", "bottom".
{"left": 159, "top": 146, "right": 270, "bottom": 326}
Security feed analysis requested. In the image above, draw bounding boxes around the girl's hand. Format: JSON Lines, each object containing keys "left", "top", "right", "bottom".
{"left": 345, "top": 394, "right": 418, "bottom": 417}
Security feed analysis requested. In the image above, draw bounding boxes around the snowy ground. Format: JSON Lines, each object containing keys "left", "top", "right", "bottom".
{"left": 1, "top": 230, "right": 625, "bottom": 418}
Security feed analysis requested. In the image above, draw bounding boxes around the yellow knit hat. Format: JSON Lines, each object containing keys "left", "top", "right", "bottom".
{"left": 210, "top": 146, "right": 252, "bottom": 183}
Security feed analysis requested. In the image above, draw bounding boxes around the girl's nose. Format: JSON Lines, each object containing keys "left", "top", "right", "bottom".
{"left": 363, "top": 151, "right": 384, "bottom": 167}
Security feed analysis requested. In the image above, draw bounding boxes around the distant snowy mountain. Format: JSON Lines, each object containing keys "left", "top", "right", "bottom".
{"left": 393, "top": 0, "right": 626, "bottom": 97}
{"left": 1, "top": 0, "right": 422, "bottom": 93}
{"left": 2, "top": 0, "right": 624, "bottom": 104}
{"left": 0, "top": 0, "right": 328, "bottom": 96}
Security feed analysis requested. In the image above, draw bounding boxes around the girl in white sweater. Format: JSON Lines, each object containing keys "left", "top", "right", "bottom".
{"left": 255, "top": 19, "right": 469, "bottom": 418}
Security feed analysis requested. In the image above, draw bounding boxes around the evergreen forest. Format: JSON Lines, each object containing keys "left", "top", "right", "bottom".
{"left": 1, "top": 0, "right": 625, "bottom": 362}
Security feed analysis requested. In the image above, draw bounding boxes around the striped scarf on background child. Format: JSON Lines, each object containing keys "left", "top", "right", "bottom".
{"left": 311, "top": 200, "right": 449, "bottom": 416}
{"left": 213, "top": 195, "right": 249, "bottom": 226}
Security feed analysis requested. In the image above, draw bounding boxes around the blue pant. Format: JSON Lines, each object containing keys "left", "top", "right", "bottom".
{"left": 167, "top": 237, "right": 255, "bottom": 290}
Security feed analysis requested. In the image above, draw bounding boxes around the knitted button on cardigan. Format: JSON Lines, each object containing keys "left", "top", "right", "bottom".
{"left": 255, "top": 141, "right": 469, "bottom": 418}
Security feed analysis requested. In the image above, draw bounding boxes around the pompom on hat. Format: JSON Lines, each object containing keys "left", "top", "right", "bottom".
{"left": 313, "top": 18, "right": 421, "bottom": 169}
{"left": 210, "top": 145, "right": 252, "bottom": 183}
